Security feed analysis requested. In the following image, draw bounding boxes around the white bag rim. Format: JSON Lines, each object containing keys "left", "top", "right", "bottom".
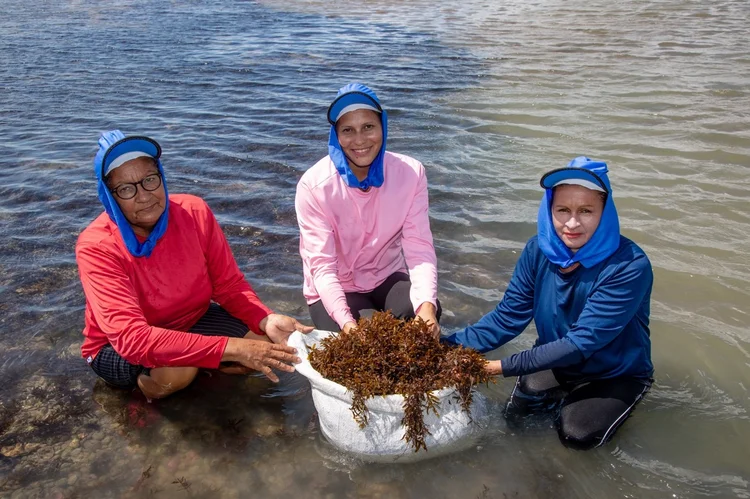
{"left": 289, "top": 330, "right": 460, "bottom": 414}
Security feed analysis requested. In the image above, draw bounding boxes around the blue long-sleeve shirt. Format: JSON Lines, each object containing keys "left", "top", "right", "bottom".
{"left": 443, "top": 236, "right": 653, "bottom": 381}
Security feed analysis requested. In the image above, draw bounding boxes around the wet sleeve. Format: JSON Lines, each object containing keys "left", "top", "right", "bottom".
{"left": 400, "top": 162, "right": 438, "bottom": 311}
{"left": 442, "top": 242, "right": 537, "bottom": 353}
{"left": 196, "top": 199, "right": 272, "bottom": 335}
{"left": 499, "top": 337, "right": 583, "bottom": 377}
{"left": 501, "top": 255, "right": 653, "bottom": 376}
{"left": 295, "top": 182, "right": 355, "bottom": 329}
{"left": 76, "top": 243, "right": 227, "bottom": 369}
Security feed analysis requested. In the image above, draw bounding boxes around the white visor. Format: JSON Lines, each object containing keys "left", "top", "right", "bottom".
{"left": 105, "top": 151, "right": 154, "bottom": 175}
{"left": 552, "top": 178, "right": 606, "bottom": 192}
{"left": 335, "top": 103, "right": 381, "bottom": 122}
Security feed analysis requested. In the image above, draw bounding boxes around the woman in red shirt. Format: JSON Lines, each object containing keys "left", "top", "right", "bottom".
{"left": 77, "top": 130, "right": 311, "bottom": 400}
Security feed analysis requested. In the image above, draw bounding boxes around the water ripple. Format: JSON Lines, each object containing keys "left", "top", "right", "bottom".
{"left": 1, "top": 0, "right": 749, "bottom": 497}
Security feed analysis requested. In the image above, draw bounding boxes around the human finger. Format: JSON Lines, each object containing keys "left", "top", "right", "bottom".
{"left": 431, "top": 324, "right": 441, "bottom": 340}
{"left": 261, "top": 365, "right": 280, "bottom": 383}
{"left": 264, "top": 343, "right": 298, "bottom": 360}
{"left": 268, "top": 343, "right": 298, "bottom": 355}
{"left": 269, "top": 358, "right": 296, "bottom": 373}
{"left": 294, "top": 320, "right": 315, "bottom": 333}
{"left": 266, "top": 348, "right": 301, "bottom": 365}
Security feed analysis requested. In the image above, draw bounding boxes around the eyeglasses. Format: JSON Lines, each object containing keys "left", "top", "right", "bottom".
{"left": 110, "top": 173, "right": 162, "bottom": 200}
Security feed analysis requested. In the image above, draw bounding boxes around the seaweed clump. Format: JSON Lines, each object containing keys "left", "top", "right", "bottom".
{"left": 308, "top": 311, "right": 493, "bottom": 452}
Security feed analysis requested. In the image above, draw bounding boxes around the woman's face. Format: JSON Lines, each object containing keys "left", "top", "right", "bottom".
{"left": 335, "top": 109, "right": 383, "bottom": 180}
{"left": 106, "top": 157, "right": 166, "bottom": 237}
{"left": 551, "top": 184, "right": 605, "bottom": 252}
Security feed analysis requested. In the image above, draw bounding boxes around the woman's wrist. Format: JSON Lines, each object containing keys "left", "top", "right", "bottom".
{"left": 485, "top": 359, "right": 503, "bottom": 375}
{"left": 415, "top": 301, "right": 436, "bottom": 315}
{"left": 222, "top": 337, "right": 241, "bottom": 363}
{"left": 256, "top": 313, "right": 275, "bottom": 335}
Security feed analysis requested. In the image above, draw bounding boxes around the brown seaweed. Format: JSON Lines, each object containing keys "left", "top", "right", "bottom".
{"left": 308, "top": 311, "right": 494, "bottom": 452}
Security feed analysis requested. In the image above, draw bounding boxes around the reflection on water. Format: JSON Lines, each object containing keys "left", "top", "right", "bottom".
{"left": 1, "top": 0, "right": 750, "bottom": 497}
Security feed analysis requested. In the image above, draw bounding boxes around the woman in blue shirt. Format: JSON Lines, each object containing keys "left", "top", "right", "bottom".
{"left": 444, "top": 157, "right": 653, "bottom": 450}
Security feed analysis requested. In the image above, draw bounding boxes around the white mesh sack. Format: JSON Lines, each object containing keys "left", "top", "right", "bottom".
{"left": 288, "top": 330, "right": 488, "bottom": 463}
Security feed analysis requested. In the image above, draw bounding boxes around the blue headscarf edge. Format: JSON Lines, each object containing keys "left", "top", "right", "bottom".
{"left": 536, "top": 156, "right": 621, "bottom": 268}
{"left": 94, "top": 130, "right": 169, "bottom": 258}
{"left": 327, "top": 83, "right": 388, "bottom": 190}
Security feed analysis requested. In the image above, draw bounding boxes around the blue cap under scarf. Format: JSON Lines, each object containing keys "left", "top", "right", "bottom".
{"left": 537, "top": 156, "right": 620, "bottom": 268}
{"left": 94, "top": 130, "right": 169, "bottom": 258}
{"left": 327, "top": 83, "right": 388, "bottom": 190}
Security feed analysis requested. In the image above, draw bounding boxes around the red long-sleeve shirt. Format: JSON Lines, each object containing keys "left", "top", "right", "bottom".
{"left": 76, "top": 194, "right": 272, "bottom": 369}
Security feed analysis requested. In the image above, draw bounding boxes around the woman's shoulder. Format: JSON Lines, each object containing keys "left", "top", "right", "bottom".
{"left": 612, "top": 236, "right": 651, "bottom": 267}
{"left": 519, "top": 235, "right": 544, "bottom": 261}
{"left": 599, "top": 236, "right": 653, "bottom": 282}
{"left": 169, "top": 193, "right": 209, "bottom": 210}
{"left": 383, "top": 152, "right": 427, "bottom": 191}
{"left": 384, "top": 151, "right": 424, "bottom": 172}
{"left": 167, "top": 193, "right": 215, "bottom": 221}
{"left": 76, "top": 214, "right": 131, "bottom": 267}
{"left": 77, "top": 212, "right": 118, "bottom": 252}
{"left": 299, "top": 156, "right": 338, "bottom": 190}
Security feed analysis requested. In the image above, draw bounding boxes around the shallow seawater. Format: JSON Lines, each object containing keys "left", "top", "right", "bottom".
{"left": 1, "top": 0, "right": 749, "bottom": 497}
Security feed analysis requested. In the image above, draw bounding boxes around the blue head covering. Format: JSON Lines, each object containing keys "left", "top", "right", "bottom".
{"left": 93, "top": 130, "right": 169, "bottom": 258}
{"left": 326, "top": 83, "right": 388, "bottom": 190}
{"left": 536, "top": 156, "right": 620, "bottom": 268}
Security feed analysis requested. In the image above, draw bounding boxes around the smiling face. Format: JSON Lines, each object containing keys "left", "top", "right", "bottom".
{"left": 106, "top": 156, "right": 166, "bottom": 237}
{"left": 551, "top": 184, "right": 605, "bottom": 252}
{"left": 335, "top": 109, "right": 383, "bottom": 181}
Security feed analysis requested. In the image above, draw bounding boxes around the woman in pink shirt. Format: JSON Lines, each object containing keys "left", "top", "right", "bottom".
{"left": 77, "top": 130, "right": 311, "bottom": 400}
{"left": 295, "top": 83, "right": 441, "bottom": 335}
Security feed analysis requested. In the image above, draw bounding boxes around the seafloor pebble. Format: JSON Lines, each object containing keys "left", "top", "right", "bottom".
{"left": 36, "top": 445, "right": 55, "bottom": 461}
{"left": 260, "top": 461, "right": 295, "bottom": 494}
{"left": 10, "top": 489, "right": 27, "bottom": 499}
{"left": 1, "top": 443, "right": 24, "bottom": 457}
{"left": 82, "top": 439, "right": 98, "bottom": 451}
{"left": 66, "top": 343, "right": 80, "bottom": 358}
{"left": 356, "top": 482, "right": 409, "bottom": 499}
{"left": 255, "top": 424, "right": 282, "bottom": 438}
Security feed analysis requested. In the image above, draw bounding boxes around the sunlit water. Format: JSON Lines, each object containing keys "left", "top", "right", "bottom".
{"left": 1, "top": 0, "right": 749, "bottom": 497}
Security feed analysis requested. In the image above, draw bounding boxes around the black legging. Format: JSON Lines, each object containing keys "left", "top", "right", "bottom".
{"left": 90, "top": 304, "right": 249, "bottom": 389}
{"left": 308, "top": 271, "right": 442, "bottom": 331}
{"left": 505, "top": 369, "right": 651, "bottom": 450}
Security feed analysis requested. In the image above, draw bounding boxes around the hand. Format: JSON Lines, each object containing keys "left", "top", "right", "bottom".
{"left": 416, "top": 302, "right": 440, "bottom": 339}
{"left": 259, "top": 314, "right": 314, "bottom": 346}
{"left": 342, "top": 321, "right": 357, "bottom": 334}
{"left": 484, "top": 360, "right": 502, "bottom": 376}
{"left": 222, "top": 337, "right": 301, "bottom": 382}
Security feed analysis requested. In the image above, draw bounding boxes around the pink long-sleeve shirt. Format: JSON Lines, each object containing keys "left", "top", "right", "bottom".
{"left": 295, "top": 151, "right": 438, "bottom": 329}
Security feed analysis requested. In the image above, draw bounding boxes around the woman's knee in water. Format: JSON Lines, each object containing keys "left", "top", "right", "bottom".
{"left": 138, "top": 366, "right": 199, "bottom": 399}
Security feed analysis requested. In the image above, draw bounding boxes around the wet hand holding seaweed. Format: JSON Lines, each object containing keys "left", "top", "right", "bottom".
{"left": 289, "top": 312, "right": 493, "bottom": 462}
